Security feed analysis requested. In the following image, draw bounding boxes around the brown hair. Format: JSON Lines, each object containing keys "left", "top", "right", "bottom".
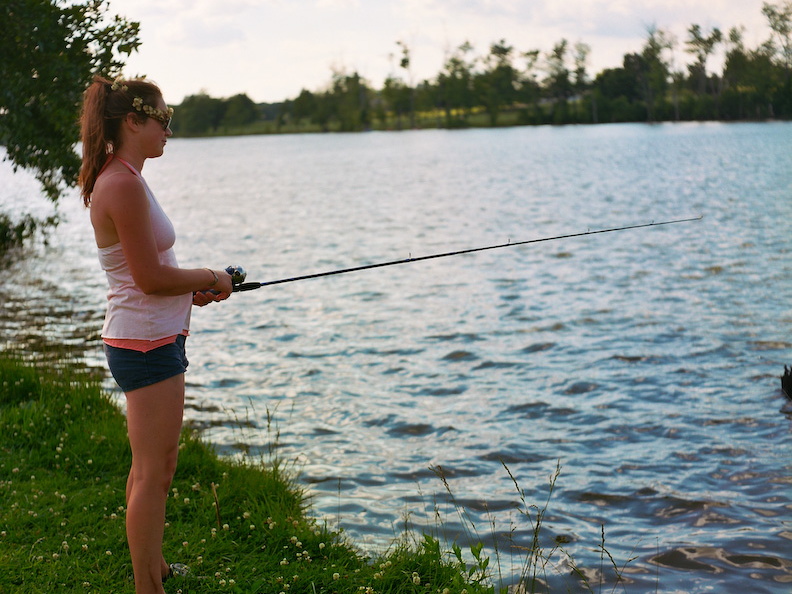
{"left": 78, "top": 76, "right": 164, "bottom": 206}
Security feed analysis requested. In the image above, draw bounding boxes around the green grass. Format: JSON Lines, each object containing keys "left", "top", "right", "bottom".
{"left": 0, "top": 353, "right": 634, "bottom": 593}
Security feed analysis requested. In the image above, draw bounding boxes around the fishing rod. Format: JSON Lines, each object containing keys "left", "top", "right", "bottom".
{"left": 227, "top": 215, "right": 703, "bottom": 292}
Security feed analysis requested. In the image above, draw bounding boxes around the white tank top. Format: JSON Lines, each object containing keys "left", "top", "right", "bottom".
{"left": 97, "top": 158, "right": 192, "bottom": 340}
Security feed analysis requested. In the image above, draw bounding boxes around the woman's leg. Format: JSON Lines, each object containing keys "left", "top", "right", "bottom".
{"left": 124, "top": 373, "right": 185, "bottom": 594}
{"left": 126, "top": 471, "right": 170, "bottom": 580}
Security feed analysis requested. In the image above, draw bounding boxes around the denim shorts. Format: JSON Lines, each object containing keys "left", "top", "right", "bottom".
{"left": 104, "top": 334, "right": 189, "bottom": 393}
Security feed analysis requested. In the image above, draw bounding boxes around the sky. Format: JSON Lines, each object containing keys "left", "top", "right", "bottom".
{"left": 106, "top": 0, "right": 774, "bottom": 105}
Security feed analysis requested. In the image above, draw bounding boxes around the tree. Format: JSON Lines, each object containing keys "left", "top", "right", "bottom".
{"left": 381, "top": 75, "right": 411, "bottom": 129}
{"left": 326, "top": 70, "right": 371, "bottom": 132}
{"left": 475, "top": 39, "right": 518, "bottom": 125}
{"left": 627, "top": 26, "right": 672, "bottom": 122}
{"left": 436, "top": 41, "right": 476, "bottom": 127}
{"left": 221, "top": 94, "right": 259, "bottom": 128}
{"left": 171, "top": 92, "right": 225, "bottom": 136}
{"left": 763, "top": 1, "right": 792, "bottom": 73}
{"left": 1, "top": 0, "right": 140, "bottom": 203}
{"left": 763, "top": 0, "right": 792, "bottom": 115}
{"left": 516, "top": 49, "right": 541, "bottom": 123}
{"left": 395, "top": 40, "right": 415, "bottom": 127}
{"left": 721, "top": 27, "right": 752, "bottom": 118}
{"left": 290, "top": 89, "right": 317, "bottom": 126}
{"left": 572, "top": 41, "right": 591, "bottom": 121}
{"left": 686, "top": 24, "right": 723, "bottom": 96}
{"left": 543, "top": 39, "right": 572, "bottom": 122}
{"left": 592, "top": 66, "right": 643, "bottom": 122}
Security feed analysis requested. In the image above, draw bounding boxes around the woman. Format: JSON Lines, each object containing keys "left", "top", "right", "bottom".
{"left": 79, "top": 75, "right": 233, "bottom": 594}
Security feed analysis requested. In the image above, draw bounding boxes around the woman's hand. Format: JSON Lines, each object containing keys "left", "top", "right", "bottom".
{"left": 192, "top": 291, "right": 217, "bottom": 307}
{"left": 193, "top": 269, "right": 233, "bottom": 306}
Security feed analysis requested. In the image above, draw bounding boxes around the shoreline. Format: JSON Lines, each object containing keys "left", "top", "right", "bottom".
{"left": 0, "top": 353, "right": 570, "bottom": 593}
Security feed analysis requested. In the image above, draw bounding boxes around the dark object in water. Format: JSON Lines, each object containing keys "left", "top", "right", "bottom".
{"left": 782, "top": 366, "right": 792, "bottom": 399}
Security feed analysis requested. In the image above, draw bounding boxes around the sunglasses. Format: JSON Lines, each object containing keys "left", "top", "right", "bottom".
{"left": 149, "top": 112, "right": 172, "bottom": 131}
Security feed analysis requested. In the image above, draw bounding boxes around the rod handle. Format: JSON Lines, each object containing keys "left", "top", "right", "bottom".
{"left": 233, "top": 282, "right": 262, "bottom": 292}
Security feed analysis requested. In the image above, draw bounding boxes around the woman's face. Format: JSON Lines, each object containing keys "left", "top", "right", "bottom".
{"left": 140, "top": 97, "right": 173, "bottom": 158}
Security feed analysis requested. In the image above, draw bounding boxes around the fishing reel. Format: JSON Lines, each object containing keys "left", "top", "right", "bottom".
{"left": 225, "top": 265, "right": 247, "bottom": 287}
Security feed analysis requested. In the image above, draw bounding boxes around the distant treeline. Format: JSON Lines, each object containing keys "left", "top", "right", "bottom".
{"left": 172, "top": 2, "right": 792, "bottom": 136}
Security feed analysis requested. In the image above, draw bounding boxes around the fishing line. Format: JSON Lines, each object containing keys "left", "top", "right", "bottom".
{"left": 229, "top": 215, "right": 703, "bottom": 292}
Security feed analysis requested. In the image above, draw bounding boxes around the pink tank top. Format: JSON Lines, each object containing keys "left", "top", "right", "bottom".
{"left": 97, "top": 157, "right": 191, "bottom": 349}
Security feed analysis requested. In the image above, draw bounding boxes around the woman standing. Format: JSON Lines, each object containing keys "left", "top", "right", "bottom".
{"left": 79, "top": 76, "right": 232, "bottom": 594}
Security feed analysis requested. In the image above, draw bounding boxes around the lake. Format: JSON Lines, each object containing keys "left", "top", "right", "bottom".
{"left": 2, "top": 122, "right": 791, "bottom": 592}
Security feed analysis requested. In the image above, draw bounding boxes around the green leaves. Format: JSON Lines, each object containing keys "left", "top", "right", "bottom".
{"left": 0, "top": 0, "right": 140, "bottom": 203}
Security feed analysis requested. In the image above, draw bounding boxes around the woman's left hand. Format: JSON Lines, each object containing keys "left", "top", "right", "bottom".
{"left": 192, "top": 290, "right": 225, "bottom": 307}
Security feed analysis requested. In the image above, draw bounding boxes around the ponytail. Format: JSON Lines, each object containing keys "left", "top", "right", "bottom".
{"left": 78, "top": 75, "right": 164, "bottom": 206}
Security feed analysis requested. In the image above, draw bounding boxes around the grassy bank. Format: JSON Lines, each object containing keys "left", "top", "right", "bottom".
{"left": 0, "top": 354, "right": 628, "bottom": 593}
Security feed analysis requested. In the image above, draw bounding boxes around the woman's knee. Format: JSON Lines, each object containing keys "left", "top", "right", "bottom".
{"left": 131, "top": 448, "right": 179, "bottom": 492}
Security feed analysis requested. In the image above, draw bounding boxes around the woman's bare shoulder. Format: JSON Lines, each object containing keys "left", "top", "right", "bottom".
{"left": 92, "top": 166, "right": 147, "bottom": 208}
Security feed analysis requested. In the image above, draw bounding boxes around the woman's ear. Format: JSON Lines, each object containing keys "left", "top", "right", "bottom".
{"left": 123, "top": 112, "right": 144, "bottom": 132}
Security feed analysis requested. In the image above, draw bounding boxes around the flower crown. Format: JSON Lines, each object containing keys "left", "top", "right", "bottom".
{"left": 110, "top": 78, "right": 173, "bottom": 123}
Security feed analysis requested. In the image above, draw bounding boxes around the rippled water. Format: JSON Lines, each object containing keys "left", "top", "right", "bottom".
{"left": 2, "top": 123, "right": 792, "bottom": 592}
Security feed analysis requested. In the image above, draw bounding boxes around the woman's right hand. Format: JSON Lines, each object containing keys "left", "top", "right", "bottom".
{"left": 202, "top": 268, "right": 233, "bottom": 300}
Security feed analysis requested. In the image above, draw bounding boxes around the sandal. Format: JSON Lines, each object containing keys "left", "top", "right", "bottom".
{"left": 162, "top": 563, "right": 190, "bottom": 583}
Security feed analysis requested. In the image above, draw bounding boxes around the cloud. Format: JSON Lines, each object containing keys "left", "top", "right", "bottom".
{"left": 173, "top": 17, "right": 247, "bottom": 49}
{"left": 315, "top": 0, "right": 361, "bottom": 8}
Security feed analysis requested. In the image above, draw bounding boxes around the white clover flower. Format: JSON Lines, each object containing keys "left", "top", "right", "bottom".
{"left": 333, "top": 572, "right": 340, "bottom": 580}
{"left": 222, "top": 523, "right": 229, "bottom": 531}
{"left": 184, "top": 498, "right": 190, "bottom": 504}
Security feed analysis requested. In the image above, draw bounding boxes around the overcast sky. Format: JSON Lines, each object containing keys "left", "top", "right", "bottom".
{"left": 107, "top": 0, "right": 773, "bottom": 105}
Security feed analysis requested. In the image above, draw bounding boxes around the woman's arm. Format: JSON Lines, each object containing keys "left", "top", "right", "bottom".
{"left": 94, "top": 172, "right": 233, "bottom": 297}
